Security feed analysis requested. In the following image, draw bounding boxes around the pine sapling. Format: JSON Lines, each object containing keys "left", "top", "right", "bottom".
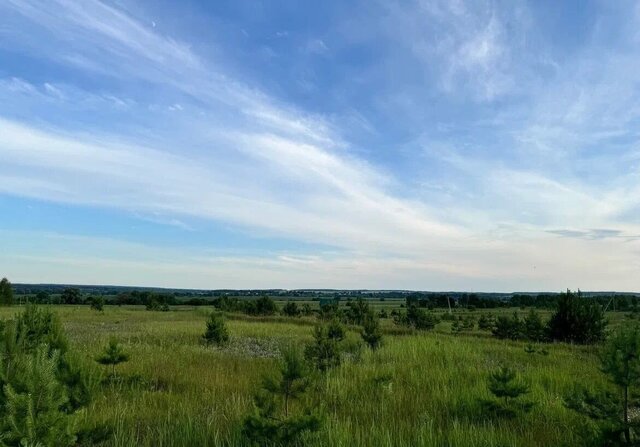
{"left": 96, "top": 338, "right": 129, "bottom": 377}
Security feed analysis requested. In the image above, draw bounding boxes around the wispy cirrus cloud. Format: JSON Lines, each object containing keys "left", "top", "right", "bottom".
{"left": 0, "top": 0, "right": 639, "bottom": 290}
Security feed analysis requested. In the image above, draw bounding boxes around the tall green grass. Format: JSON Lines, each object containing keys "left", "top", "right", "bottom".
{"left": 0, "top": 306, "right": 611, "bottom": 446}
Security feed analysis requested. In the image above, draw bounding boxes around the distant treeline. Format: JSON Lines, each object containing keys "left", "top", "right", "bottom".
{"left": 407, "top": 292, "right": 640, "bottom": 311}
{"left": 11, "top": 284, "right": 640, "bottom": 311}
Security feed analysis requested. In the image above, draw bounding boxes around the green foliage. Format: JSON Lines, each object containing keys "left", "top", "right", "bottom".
{"left": 395, "top": 305, "right": 438, "bottom": 330}
{"left": 0, "top": 277, "right": 13, "bottom": 306}
{"left": 146, "top": 298, "right": 161, "bottom": 311}
{"left": 242, "top": 346, "right": 321, "bottom": 445}
{"left": 491, "top": 310, "right": 548, "bottom": 342}
{"left": 1, "top": 347, "right": 76, "bottom": 446}
{"left": 247, "top": 296, "right": 278, "bottom": 316}
{"left": 0, "top": 306, "right": 94, "bottom": 446}
{"left": 547, "top": 289, "right": 607, "bottom": 344}
{"left": 203, "top": 312, "right": 230, "bottom": 346}
{"left": 481, "top": 366, "right": 533, "bottom": 417}
{"left": 361, "top": 312, "right": 383, "bottom": 350}
{"left": 10, "top": 304, "right": 69, "bottom": 355}
{"left": 96, "top": 338, "right": 129, "bottom": 376}
{"left": 477, "top": 314, "right": 495, "bottom": 331}
{"left": 301, "top": 303, "right": 313, "bottom": 316}
{"left": 492, "top": 312, "right": 525, "bottom": 340}
{"left": 60, "top": 287, "right": 82, "bottom": 305}
{"left": 305, "top": 321, "right": 344, "bottom": 371}
{"left": 345, "top": 299, "right": 370, "bottom": 325}
{"left": 282, "top": 301, "right": 300, "bottom": 317}
{"left": 452, "top": 316, "right": 475, "bottom": 333}
{"left": 565, "top": 325, "right": 640, "bottom": 444}
{"left": 523, "top": 309, "right": 546, "bottom": 342}
{"left": 564, "top": 386, "right": 630, "bottom": 445}
{"left": 90, "top": 296, "right": 105, "bottom": 312}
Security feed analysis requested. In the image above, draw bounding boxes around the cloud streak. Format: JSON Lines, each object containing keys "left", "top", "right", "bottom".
{"left": 0, "top": 0, "right": 639, "bottom": 290}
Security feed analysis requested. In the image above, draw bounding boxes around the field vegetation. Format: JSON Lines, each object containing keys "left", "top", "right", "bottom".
{"left": 1, "top": 279, "right": 640, "bottom": 446}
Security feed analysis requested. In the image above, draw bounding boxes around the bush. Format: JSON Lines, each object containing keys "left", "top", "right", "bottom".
{"left": 256, "top": 296, "right": 277, "bottom": 316}
{"left": 547, "top": 289, "right": 607, "bottom": 344}
{"left": 90, "top": 296, "right": 105, "bottom": 312}
{"left": 394, "top": 305, "right": 438, "bottom": 330}
{"left": 477, "top": 314, "right": 495, "bottom": 331}
{"left": 345, "top": 299, "right": 370, "bottom": 325}
{"left": 282, "top": 301, "right": 300, "bottom": 317}
{"left": 203, "top": 313, "right": 230, "bottom": 346}
{"left": 301, "top": 303, "right": 313, "bottom": 316}
{"left": 492, "top": 313, "right": 524, "bottom": 340}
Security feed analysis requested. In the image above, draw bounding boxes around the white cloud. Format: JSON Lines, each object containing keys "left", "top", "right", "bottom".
{"left": 1, "top": 0, "right": 640, "bottom": 290}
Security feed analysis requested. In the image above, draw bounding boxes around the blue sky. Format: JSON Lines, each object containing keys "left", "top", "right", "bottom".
{"left": 0, "top": 0, "right": 639, "bottom": 291}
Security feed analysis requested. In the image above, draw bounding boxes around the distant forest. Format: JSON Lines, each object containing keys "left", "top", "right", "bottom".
{"left": 10, "top": 283, "right": 640, "bottom": 311}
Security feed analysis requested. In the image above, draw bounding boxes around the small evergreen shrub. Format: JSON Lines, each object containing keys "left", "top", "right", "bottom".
{"left": 203, "top": 312, "right": 230, "bottom": 346}
{"left": 242, "top": 346, "right": 321, "bottom": 445}
{"left": 96, "top": 338, "right": 129, "bottom": 377}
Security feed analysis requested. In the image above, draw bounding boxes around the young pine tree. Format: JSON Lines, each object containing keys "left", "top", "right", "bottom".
{"left": 482, "top": 366, "right": 533, "bottom": 417}
{"left": 203, "top": 312, "right": 230, "bottom": 346}
{"left": 547, "top": 289, "right": 607, "bottom": 344}
{"left": 305, "top": 321, "right": 344, "bottom": 371}
{"left": 282, "top": 301, "right": 300, "bottom": 317}
{"left": 361, "top": 312, "right": 383, "bottom": 350}
{"left": 95, "top": 338, "right": 129, "bottom": 377}
{"left": 0, "top": 306, "right": 95, "bottom": 446}
{"left": 1, "top": 347, "right": 76, "bottom": 446}
{"left": 242, "top": 346, "right": 320, "bottom": 445}
{"left": 567, "top": 325, "right": 640, "bottom": 444}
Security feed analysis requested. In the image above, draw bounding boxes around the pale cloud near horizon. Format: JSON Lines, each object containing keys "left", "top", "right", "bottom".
{"left": 0, "top": 0, "right": 639, "bottom": 291}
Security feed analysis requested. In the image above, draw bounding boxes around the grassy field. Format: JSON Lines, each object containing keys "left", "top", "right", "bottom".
{"left": 0, "top": 305, "right": 616, "bottom": 446}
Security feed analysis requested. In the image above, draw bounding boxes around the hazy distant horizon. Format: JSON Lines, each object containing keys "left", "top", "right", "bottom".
{"left": 1, "top": 1, "right": 639, "bottom": 291}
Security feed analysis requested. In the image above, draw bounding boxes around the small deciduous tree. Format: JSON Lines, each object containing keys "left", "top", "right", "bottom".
{"left": 203, "top": 312, "right": 230, "bottom": 346}
{"left": 95, "top": 338, "right": 129, "bottom": 377}
{"left": 60, "top": 288, "right": 81, "bottom": 305}
{"left": 242, "top": 346, "right": 320, "bottom": 445}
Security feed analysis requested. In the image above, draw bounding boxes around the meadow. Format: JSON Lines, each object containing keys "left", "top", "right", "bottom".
{"left": 0, "top": 303, "right": 618, "bottom": 446}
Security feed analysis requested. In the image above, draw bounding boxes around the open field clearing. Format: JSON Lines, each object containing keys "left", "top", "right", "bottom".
{"left": 0, "top": 305, "right": 614, "bottom": 446}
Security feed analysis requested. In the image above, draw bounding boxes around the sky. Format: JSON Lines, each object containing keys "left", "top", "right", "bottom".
{"left": 0, "top": 0, "right": 639, "bottom": 291}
